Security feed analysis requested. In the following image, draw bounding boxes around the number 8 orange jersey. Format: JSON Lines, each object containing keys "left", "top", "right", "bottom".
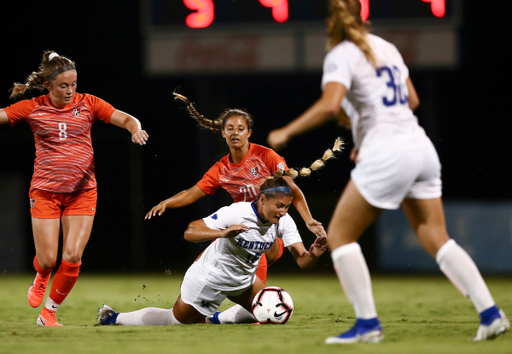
{"left": 4, "top": 93, "right": 115, "bottom": 193}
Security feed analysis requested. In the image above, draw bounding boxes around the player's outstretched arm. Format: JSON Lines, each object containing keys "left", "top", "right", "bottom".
{"left": 0, "top": 109, "right": 9, "bottom": 125}
{"left": 267, "top": 82, "right": 346, "bottom": 151}
{"left": 109, "top": 110, "right": 149, "bottom": 145}
{"left": 145, "top": 185, "right": 207, "bottom": 219}
{"left": 287, "top": 236, "right": 328, "bottom": 269}
{"left": 285, "top": 176, "right": 327, "bottom": 238}
{"left": 184, "top": 220, "right": 248, "bottom": 243}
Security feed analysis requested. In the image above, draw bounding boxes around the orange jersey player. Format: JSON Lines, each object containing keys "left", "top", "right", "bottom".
{"left": 145, "top": 93, "right": 327, "bottom": 325}
{"left": 197, "top": 142, "right": 288, "bottom": 203}
{"left": 145, "top": 94, "right": 327, "bottom": 281}
{"left": 0, "top": 51, "right": 149, "bottom": 327}
{"left": 6, "top": 93, "right": 115, "bottom": 193}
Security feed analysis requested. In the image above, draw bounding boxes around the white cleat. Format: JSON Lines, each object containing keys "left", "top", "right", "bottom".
{"left": 473, "top": 310, "right": 510, "bottom": 341}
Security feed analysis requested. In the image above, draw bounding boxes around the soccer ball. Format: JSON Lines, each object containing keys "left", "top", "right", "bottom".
{"left": 251, "top": 286, "right": 294, "bottom": 324}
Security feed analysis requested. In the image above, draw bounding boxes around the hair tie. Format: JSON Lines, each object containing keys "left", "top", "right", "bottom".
{"left": 49, "top": 53, "right": 60, "bottom": 61}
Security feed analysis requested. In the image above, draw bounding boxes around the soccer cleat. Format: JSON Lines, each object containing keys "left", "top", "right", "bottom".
{"left": 37, "top": 308, "right": 63, "bottom": 327}
{"left": 205, "top": 312, "right": 221, "bottom": 324}
{"left": 97, "top": 304, "right": 119, "bottom": 325}
{"left": 473, "top": 308, "right": 510, "bottom": 341}
{"left": 325, "top": 318, "right": 384, "bottom": 344}
{"left": 27, "top": 273, "right": 50, "bottom": 308}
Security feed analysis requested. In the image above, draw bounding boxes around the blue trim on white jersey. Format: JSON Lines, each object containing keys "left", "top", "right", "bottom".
{"left": 251, "top": 200, "right": 267, "bottom": 223}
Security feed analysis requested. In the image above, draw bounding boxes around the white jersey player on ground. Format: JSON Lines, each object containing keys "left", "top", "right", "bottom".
{"left": 268, "top": 0, "right": 509, "bottom": 344}
{"left": 97, "top": 176, "right": 327, "bottom": 326}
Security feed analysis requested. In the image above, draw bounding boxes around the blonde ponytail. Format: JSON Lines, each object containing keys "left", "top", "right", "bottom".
{"left": 10, "top": 50, "right": 75, "bottom": 99}
{"left": 327, "top": 0, "right": 376, "bottom": 68}
{"left": 274, "top": 137, "right": 344, "bottom": 179}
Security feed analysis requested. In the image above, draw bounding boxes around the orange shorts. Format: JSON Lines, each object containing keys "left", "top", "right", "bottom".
{"left": 29, "top": 187, "right": 97, "bottom": 219}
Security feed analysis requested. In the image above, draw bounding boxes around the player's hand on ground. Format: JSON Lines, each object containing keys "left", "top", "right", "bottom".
{"left": 306, "top": 219, "right": 327, "bottom": 238}
{"left": 132, "top": 129, "right": 149, "bottom": 145}
{"left": 267, "top": 128, "right": 290, "bottom": 151}
{"left": 222, "top": 224, "right": 249, "bottom": 238}
{"left": 309, "top": 236, "right": 328, "bottom": 258}
{"left": 145, "top": 203, "right": 166, "bottom": 220}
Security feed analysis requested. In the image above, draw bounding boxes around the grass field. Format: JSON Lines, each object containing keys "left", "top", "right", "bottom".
{"left": 0, "top": 273, "right": 510, "bottom": 354}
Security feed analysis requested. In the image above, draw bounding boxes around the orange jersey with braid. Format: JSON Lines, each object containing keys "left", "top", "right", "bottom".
{"left": 197, "top": 143, "right": 288, "bottom": 202}
{"left": 4, "top": 93, "right": 115, "bottom": 193}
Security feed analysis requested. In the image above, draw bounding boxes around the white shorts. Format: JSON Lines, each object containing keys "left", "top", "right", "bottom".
{"left": 351, "top": 125, "right": 442, "bottom": 210}
{"left": 181, "top": 263, "right": 253, "bottom": 316}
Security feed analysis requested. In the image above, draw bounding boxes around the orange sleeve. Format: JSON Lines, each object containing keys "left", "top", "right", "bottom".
{"left": 84, "top": 94, "right": 116, "bottom": 124}
{"left": 3, "top": 99, "right": 38, "bottom": 127}
{"left": 261, "top": 148, "right": 288, "bottom": 174}
{"left": 196, "top": 162, "right": 222, "bottom": 196}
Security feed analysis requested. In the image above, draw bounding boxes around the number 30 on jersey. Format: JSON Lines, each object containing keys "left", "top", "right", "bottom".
{"left": 377, "top": 65, "right": 408, "bottom": 107}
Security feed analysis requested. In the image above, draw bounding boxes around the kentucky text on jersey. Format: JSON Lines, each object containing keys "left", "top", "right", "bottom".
{"left": 235, "top": 237, "right": 274, "bottom": 252}
{"left": 200, "top": 202, "right": 302, "bottom": 291}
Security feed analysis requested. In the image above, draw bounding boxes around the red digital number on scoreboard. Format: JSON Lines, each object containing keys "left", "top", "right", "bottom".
{"left": 360, "top": 0, "right": 369, "bottom": 21}
{"left": 421, "top": 0, "right": 446, "bottom": 18}
{"left": 183, "top": 0, "right": 215, "bottom": 28}
{"left": 259, "top": 0, "right": 289, "bottom": 23}
{"left": 183, "top": 0, "right": 445, "bottom": 28}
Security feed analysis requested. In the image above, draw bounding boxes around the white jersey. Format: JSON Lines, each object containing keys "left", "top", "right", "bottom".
{"left": 195, "top": 201, "right": 302, "bottom": 291}
{"left": 322, "top": 34, "right": 419, "bottom": 147}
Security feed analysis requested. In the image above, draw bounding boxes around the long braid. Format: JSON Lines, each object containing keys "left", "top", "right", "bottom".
{"left": 273, "top": 137, "right": 344, "bottom": 179}
{"left": 173, "top": 92, "right": 222, "bottom": 132}
{"left": 172, "top": 91, "right": 343, "bottom": 180}
{"left": 327, "top": 0, "right": 377, "bottom": 68}
{"left": 173, "top": 92, "right": 254, "bottom": 131}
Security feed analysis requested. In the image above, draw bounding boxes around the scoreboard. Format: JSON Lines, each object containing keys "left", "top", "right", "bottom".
{"left": 148, "top": 0, "right": 456, "bottom": 29}
{"left": 143, "top": 0, "right": 461, "bottom": 75}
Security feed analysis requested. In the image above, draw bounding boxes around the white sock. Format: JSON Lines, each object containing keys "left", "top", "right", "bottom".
{"left": 218, "top": 304, "right": 256, "bottom": 324}
{"left": 44, "top": 297, "right": 60, "bottom": 312}
{"left": 436, "top": 239, "right": 495, "bottom": 313}
{"left": 116, "top": 307, "right": 182, "bottom": 326}
{"left": 331, "top": 243, "right": 378, "bottom": 319}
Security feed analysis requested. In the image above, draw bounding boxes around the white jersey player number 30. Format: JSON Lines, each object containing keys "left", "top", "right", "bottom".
{"left": 377, "top": 65, "right": 408, "bottom": 106}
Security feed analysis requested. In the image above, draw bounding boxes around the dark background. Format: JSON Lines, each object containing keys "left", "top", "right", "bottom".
{"left": 0, "top": 1, "right": 510, "bottom": 273}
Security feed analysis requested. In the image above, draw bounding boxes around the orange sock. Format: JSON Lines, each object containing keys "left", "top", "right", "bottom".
{"left": 268, "top": 238, "right": 285, "bottom": 267}
{"left": 256, "top": 254, "right": 268, "bottom": 285}
{"left": 33, "top": 256, "right": 53, "bottom": 277}
{"left": 48, "top": 259, "right": 81, "bottom": 304}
